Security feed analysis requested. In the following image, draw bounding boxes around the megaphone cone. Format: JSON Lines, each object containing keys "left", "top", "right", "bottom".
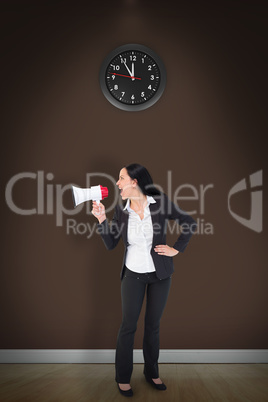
{"left": 71, "top": 185, "right": 108, "bottom": 208}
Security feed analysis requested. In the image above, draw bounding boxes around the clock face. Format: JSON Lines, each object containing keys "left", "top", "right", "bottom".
{"left": 99, "top": 44, "right": 166, "bottom": 111}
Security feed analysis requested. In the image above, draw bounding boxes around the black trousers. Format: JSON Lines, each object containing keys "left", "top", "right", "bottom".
{"left": 115, "top": 267, "right": 172, "bottom": 384}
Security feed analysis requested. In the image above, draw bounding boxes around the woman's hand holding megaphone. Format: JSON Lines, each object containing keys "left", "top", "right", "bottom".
{"left": 92, "top": 201, "right": 106, "bottom": 224}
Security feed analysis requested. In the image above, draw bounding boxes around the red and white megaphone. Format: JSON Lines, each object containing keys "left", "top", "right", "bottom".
{"left": 72, "top": 185, "right": 108, "bottom": 207}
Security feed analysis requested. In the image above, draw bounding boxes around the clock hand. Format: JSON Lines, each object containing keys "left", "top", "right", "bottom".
{"left": 123, "top": 60, "right": 133, "bottom": 78}
{"left": 131, "top": 62, "right": 135, "bottom": 81}
{"left": 108, "top": 72, "right": 141, "bottom": 80}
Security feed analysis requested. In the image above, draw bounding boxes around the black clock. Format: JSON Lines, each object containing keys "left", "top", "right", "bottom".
{"left": 99, "top": 44, "right": 166, "bottom": 111}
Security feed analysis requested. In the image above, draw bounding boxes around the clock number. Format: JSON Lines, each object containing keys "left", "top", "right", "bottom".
{"left": 131, "top": 94, "right": 135, "bottom": 100}
{"left": 130, "top": 55, "right": 136, "bottom": 61}
{"left": 111, "top": 64, "right": 120, "bottom": 71}
{"left": 150, "top": 75, "right": 155, "bottom": 80}
{"left": 120, "top": 58, "right": 126, "bottom": 63}
{"left": 148, "top": 65, "right": 152, "bottom": 71}
{"left": 148, "top": 85, "right": 152, "bottom": 89}
{"left": 121, "top": 92, "right": 125, "bottom": 97}
{"left": 111, "top": 75, "right": 115, "bottom": 80}
{"left": 141, "top": 92, "right": 145, "bottom": 97}
{"left": 114, "top": 85, "right": 118, "bottom": 90}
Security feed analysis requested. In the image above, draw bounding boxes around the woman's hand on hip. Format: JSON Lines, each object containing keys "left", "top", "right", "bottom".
{"left": 154, "top": 245, "right": 179, "bottom": 257}
{"left": 91, "top": 201, "right": 106, "bottom": 224}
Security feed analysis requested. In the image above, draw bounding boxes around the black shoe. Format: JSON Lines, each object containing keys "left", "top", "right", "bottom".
{"left": 144, "top": 375, "right": 167, "bottom": 391}
{"left": 117, "top": 383, "right": 133, "bottom": 397}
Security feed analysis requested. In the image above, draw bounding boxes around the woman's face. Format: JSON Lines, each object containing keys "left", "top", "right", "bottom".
{"left": 116, "top": 168, "right": 136, "bottom": 200}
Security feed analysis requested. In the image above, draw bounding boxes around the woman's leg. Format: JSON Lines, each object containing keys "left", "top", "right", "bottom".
{"left": 143, "top": 276, "right": 171, "bottom": 379}
{"left": 115, "top": 270, "right": 146, "bottom": 384}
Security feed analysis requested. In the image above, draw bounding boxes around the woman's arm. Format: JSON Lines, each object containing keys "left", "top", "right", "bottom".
{"left": 166, "top": 194, "right": 197, "bottom": 253}
{"left": 154, "top": 194, "right": 197, "bottom": 257}
{"left": 92, "top": 201, "right": 122, "bottom": 250}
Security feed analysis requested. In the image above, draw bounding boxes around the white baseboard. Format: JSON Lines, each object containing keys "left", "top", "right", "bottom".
{"left": 0, "top": 349, "right": 267, "bottom": 364}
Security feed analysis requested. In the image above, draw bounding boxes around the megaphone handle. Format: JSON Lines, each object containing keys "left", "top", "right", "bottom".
{"left": 95, "top": 199, "right": 100, "bottom": 215}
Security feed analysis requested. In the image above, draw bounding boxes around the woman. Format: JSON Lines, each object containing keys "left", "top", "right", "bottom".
{"left": 92, "top": 164, "right": 196, "bottom": 397}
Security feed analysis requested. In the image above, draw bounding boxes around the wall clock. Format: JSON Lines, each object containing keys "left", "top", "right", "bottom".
{"left": 99, "top": 44, "right": 166, "bottom": 111}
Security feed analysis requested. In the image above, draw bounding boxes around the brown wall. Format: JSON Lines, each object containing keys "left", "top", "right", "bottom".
{"left": 1, "top": 1, "right": 267, "bottom": 349}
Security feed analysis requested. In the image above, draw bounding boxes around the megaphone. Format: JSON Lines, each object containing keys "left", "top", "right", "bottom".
{"left": 71, "top": 184, "right": 108, "bottom": 208}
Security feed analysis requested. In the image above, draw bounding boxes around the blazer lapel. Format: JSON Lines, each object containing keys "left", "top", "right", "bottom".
{"left": 120, "top": 208, "right": 129, "bottom": 246}
{"left": 149, "top": 201, "right": 161, "bottom": 246}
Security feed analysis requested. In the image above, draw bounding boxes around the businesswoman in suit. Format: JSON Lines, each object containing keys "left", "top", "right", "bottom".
{"left": 92, "top": 164, "right": 196, "bottom": 397}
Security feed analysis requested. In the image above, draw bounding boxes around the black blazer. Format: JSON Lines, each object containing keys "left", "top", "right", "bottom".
{"left": 97, "top": 193, "right": 196, "bottom": 280}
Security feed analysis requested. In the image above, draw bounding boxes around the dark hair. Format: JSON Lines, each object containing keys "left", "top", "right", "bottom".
{"left": 125, "top": 163, "right": 161, "bottom": 196}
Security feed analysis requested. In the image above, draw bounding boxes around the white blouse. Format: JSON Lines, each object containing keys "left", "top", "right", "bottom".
{"left": 124, "top": 196, "right": 156, "bottom": 274}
